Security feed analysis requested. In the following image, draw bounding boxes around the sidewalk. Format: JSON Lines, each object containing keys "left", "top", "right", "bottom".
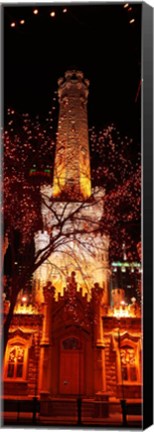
{"left": 2, "top": 412, "right": 142, "bottom": 428}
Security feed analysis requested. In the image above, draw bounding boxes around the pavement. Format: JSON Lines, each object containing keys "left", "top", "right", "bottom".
{"left": 1, "top": 412, "right": 142, "bottom": 428}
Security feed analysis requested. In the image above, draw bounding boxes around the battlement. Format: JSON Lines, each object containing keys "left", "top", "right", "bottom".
{"left": 57, "top": 70, "right": 90, "bottom": 101}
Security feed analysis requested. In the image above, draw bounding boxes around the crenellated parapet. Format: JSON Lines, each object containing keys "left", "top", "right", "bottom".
{"left": 57, "top": 70, "right": 90, "bottom": 103}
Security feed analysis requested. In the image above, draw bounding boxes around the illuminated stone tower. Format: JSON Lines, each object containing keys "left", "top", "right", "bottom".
{"left": 53, "top": 70, "right": 91, "bottom": 200}
{"left": 34, "top": 70, "right": 109, "bottom": 303}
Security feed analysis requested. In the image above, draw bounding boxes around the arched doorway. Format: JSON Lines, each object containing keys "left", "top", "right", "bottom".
{"left": 59, "top": 337, "right": 84, "bottom": 395}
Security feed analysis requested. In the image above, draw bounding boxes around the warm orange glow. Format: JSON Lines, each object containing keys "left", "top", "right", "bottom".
{"left": 129, "top": 18, "right": 135, "bottom": 24}
{"left": 123, "top": 3, "right": 129, "bottom": 8}
{"left": 107, "top": 303, "right": 141, "bottom": 318}
{"left": 50, "top": 11, "right": 55, "bottom": 17}
{"left": 53, "top": 70, "right": 91, "bottom": 199}
{"left": 10, "top": 22, "right": 16, "bottom": 27}
{"left": 63, "top": 8, "right": 67, "bottom": 13}
{"left": 20, "top": 19, "right": 25, "bottom": 24}
{"left": 21, "top": 296, "right": 27, "bottom": 302}
{"left": 53, "top": 175, "right": 91, "bottom": 199}
{"left": 33, "top": 9, "right": 38, "bottom": 15}
{"left": 14, "top": 302, "right": 38, "bottom": 314}
{"left": 113, "top": 306, "right": 130, "bottom": 318}
{"left": 79, "top": 155, "right": 91, "bottom": 198}
{"left": 34, "top": 202, "right": 109, "bottom": 302}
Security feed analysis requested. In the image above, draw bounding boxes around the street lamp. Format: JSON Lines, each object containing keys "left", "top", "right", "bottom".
{"left": 21, "top": 295, "right": 27, "bottom": 303}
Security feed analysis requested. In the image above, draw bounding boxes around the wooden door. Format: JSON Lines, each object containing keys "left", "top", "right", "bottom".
{"left": 59, "top": 337, "right": 83, "bottom": 395}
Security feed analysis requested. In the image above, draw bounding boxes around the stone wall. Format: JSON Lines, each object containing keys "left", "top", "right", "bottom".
{"left": 104, "top": 337, "right": 117, "bottom": 397}
{"left": 103, "top": 316, "right": 142, "bottom": 400}
{"left": 3, "top": 315, "right": 43, "bottom": 398}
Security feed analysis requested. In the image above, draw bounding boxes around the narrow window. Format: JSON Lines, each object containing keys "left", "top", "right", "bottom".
{"left": 120, "top": 346, "right": 137, "bottom": 382}
{"left": 6, "top": 345, "right": 25, "bottom": 379}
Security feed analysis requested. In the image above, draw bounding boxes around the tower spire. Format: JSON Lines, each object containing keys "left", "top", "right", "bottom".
{"left": 53, "top": 70, "right": 91, "bottom": 200}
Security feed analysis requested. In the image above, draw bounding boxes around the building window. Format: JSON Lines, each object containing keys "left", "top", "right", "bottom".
{"left": 62, "top": 337, "right": 81, "bottom": 350}
{"left": 120, "top": 345, "right": 138, "bottom": 382}
{"left": 4, "top": 338, "right": 30, "bottom": 381}
{"left": 6, "top": 345, "right": 25, "bottom": 379}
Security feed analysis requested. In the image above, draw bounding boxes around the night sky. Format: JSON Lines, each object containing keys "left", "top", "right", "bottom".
{"left": 3, "top": 3, "right": 141, "bottom": 139}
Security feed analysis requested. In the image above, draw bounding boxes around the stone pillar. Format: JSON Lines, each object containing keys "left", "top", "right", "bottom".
{"left": 103, "top": 268, "right": 110, "bottom": 306}
{"left": 38, "top": 282, "right": 55, "bottom": 397}
{"left": 92, "top": 283, "right": 106, "bottom": 394}
{"left": 92, "top": 283, "right": 104, "bottom": 347}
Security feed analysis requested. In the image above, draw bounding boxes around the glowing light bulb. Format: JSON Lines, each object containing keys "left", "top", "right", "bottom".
{"left": 50, "top": 11, "right": 55, "bottom": 17}
{"left": 131, "top": 297, "right": 136, "bottom": 304}
{"left": 129, "top": 18, "right": 135, "bottom": 24}
{"left": 33, "top": 9, "right": 38, "bottom": 15}
{"left": 121, "top": 266, "right": 126, "bottom": 272}
{"left": 20, "top": 19, "right": 25, "bottom": 24}
{"left": 63, "top": 8, "right": 67, "bottom": 13}
{"left": 120, "top": 301, "right": 125, "bottom": 306}
{"left": 124, "top": 3, "right": 129, "bottom": 8}
{"left": 10, "top": 22, "right": 16, "bottom": 27}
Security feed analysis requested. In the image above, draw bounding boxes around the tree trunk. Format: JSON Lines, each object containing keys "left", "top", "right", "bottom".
{"left": 2, "top": 271, "right": 33, "bottom": 357}
{"left": 3, "top": 293, "right": 18, "bottom": 358}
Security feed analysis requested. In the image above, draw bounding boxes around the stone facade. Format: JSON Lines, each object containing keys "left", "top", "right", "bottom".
{"left": 3, "top": 70, "right": 142, "bottom": 422}
{"left": 3, "top": 280, "right": 142, "bottom": 416}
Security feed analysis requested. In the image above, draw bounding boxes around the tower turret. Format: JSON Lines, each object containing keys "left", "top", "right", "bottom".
{"left": 53, "top": 70, "right": 91, "bottom": 200}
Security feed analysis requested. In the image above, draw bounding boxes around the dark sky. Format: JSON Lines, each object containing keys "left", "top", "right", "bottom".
{"left": 3, "top": 3, "right": 141, "bottom": 138}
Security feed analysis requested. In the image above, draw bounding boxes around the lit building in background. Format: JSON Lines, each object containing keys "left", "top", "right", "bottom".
{"left": 110, "top": 243, "right": 141, "bottom": 306}
{"left": 3, "top": 71, "right": 142, "bottom": 423}
{"left": 110, "top": 261, "right": 141, "bottom": 305}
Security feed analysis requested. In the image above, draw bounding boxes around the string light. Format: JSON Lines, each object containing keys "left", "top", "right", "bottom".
{"left": 123, "top": 3, "right": 129, "bottom": 8}
{"left": 90, "top": 124, "right": 141, "bottom": 262}
{"left": 129, "top": 18, "right": 135, "bottom": 24}
{"left": 4, "top": 109, "right": 141, "bottom": 264}
{"left": 9, "top": 7, "right": 69, "bottom": 32}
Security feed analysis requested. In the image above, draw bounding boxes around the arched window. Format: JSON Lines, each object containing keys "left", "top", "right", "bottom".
{"left": 6, "top": 345, "right": 25, "bottom": 379}
{"left": 4, "top": 336, "right": 30, "bottom": 381}
{"left": 62, "top": 337, "right": 81, "bottom": 350}
{"left": 120, "top": 345, "right": 137, "bottom": 382}
{"left": 117, "top": 339, "right": 141, "bottom": 384}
